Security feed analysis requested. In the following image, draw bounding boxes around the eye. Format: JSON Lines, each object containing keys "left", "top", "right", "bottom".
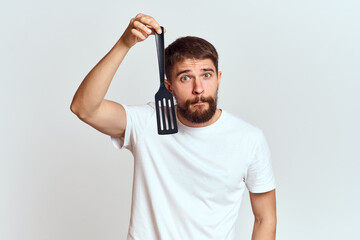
{"left": 181, "top": 76, "right": 190, "bottom": 81}
{"left": 204, "top": 73, "right": 211, "bottom": 78}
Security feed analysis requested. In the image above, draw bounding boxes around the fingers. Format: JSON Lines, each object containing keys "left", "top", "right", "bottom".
{"left": 120, "top": 13, "right": 165, "bottom": 48}
{"left": 131, "top": 13, "right": 163, "bottom": 35}
{"left": 131, "top": 28, "right": 147, "bottom": 40}
{"left": 134, "top": 20, "right": 152, "bottom": 36}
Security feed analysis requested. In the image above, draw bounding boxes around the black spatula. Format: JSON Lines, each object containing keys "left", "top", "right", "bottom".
{"left": 154, "top": 26, "right": 178, "bottom": 135}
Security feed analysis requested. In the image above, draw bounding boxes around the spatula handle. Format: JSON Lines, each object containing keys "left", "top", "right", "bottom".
{"left": 155, "top": 26, "right": 165, "bottom": 85}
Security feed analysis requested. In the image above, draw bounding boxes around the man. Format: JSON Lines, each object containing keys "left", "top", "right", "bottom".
{"left": 71, "top": 13, "right": 277, "bottom": 240}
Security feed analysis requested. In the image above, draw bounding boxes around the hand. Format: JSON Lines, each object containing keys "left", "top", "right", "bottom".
{"left": 119, "top": 13, "right": 166, "bottom": 49}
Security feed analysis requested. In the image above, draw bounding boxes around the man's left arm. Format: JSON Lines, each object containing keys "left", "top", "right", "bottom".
{"left": 249, "top": 189, "right": 277, "bottom": 240}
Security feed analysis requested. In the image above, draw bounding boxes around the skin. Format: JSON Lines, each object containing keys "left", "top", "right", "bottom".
{"left": 70, "top": 13, "right": 163, "bottom": 138}
{"left": 250, "top": 189, "right": 277, "bottom": 240}
{"left": 70, "top": 13, "right": 276, "bottom": 240}
{"left": 165, "top": 58, "right": 222, "bottom": 127}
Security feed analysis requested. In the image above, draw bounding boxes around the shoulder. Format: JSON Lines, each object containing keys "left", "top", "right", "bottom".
{"left": 221, "top": 110, "right": 263, "bottom": 136}
{"left": 124, "top": 101, "right": 156, "bottom": 116}
{"left": 219, "top": 110, "right": 267, "bottom": 148}
{"left": 125, "top": 101, "right": 155, "bottom": 110}
{"left": 121, "top": 102, "right": 156, "bottom": 130}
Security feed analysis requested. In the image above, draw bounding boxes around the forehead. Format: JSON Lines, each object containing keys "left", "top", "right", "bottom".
{"left": 173, "top": 58, "right": 215, "bottom": 73}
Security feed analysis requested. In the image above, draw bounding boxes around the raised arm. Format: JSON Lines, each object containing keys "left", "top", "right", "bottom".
{"left": 249, "top": 189, "right": 277, "bottom": 240}
{"left": 70, "top": 13, "right": 163, "bottom": 138}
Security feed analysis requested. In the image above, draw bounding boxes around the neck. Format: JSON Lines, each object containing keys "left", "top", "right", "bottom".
{"left": 176, "top": 107, "right": 222, "bottom": 128}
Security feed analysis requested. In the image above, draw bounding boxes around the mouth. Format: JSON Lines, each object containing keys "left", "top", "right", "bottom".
{"left": 192, "top": 101, "right": 207, "bottom": 106}
{"left": 187, "top": 96, "right": 210, "bottom": 108}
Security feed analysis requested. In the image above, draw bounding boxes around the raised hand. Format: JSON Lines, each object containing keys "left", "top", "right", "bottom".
{"left": 119, "top": 13, "right": 165, "bottom": 48}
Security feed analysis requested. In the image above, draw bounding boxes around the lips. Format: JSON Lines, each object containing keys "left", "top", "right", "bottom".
{"left": 193, "top": 101, "right": 206, "bottom": 105}
{"left": 187, "top": 96, "right": 210, "bottom": 107}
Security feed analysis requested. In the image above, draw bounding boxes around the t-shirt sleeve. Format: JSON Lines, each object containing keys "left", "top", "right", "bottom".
{"left": 245, "top": 130, "right": 276, "bottom": 193}
{"left": 110, "top": 102, "right": 155, "bottom": 152}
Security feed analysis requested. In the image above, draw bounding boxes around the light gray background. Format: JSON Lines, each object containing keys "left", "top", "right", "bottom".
{"left": 1, "top": 0, "right": 359, "bottom": 239}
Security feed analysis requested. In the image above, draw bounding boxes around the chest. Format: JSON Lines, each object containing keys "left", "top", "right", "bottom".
{"left": 138, "top": 133, "right": 252, "bottom": 194}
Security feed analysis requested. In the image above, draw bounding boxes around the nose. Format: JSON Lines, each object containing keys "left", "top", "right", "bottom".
{"left": 192, "top": 77, "right": 204, "bottom": 95}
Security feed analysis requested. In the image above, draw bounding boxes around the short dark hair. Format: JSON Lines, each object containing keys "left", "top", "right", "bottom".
{"left": 165, "top": 36, "right": 218, "bottom": 83}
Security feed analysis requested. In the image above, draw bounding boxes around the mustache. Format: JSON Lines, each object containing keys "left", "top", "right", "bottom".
{"left": 186, "top": 95, "right": 215, "bottom": 106}
{"left": 191, "top": 96, "right": 209, "bottom": 104}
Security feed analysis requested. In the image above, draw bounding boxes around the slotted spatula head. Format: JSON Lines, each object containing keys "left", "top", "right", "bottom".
{"left": 154, "top": 26, "right": 178, "bottom": 135}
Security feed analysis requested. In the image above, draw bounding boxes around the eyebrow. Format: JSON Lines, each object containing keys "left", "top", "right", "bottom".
{"left": 175, "top": 68, "right": 215, "bottom": 78}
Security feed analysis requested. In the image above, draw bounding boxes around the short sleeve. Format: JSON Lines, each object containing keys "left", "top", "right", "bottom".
{"left": 111, "top": 102, "right": 155, "bottom": 152}
{"left": 245, "top": 130, "right": 276, "bottom": 193}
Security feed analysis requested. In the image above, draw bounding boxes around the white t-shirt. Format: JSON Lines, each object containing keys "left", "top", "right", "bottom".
{"left": 111, "top": 102, "right": 276, "bottom": 240}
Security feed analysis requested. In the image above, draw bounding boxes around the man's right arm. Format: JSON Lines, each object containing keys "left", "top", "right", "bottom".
{"left": 70, "top": 13, "right": 163, "bottom": 138}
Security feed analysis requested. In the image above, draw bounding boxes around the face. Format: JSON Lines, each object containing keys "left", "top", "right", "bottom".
{"left": 165, "top": 58, "right": 222, "bottom": 124}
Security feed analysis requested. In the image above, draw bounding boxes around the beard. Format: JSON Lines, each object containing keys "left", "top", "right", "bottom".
{"left": 175, "top": 90, "right": 218, "bottom": 124}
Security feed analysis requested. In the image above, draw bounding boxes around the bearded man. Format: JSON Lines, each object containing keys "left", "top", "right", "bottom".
{"left": 71, "top": 13, "right": 277, "bottom": 240}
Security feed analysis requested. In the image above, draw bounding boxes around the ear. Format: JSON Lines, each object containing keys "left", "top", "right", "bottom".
{"left": 165, "top": 79, "right": 173, "bottom": 94}
{"left": 217, "top": 71, "right": 222, "bottom": 88}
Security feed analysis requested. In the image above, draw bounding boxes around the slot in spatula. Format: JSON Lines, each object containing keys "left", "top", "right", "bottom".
{"left": 154, "top": 26, "right": 178, "bottom": 135}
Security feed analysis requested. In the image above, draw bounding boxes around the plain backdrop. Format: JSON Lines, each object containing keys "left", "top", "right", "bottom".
{"left": 1, "top": 0, "right": 359, "bottom": 239}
